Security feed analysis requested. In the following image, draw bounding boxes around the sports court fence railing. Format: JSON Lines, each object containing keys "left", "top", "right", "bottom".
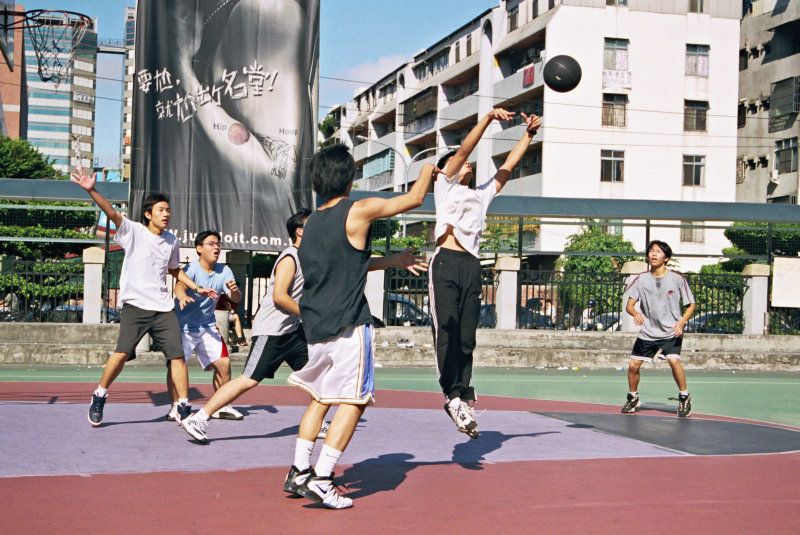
{"left": 0, "top": 256, "right": 85, "bottom": 322}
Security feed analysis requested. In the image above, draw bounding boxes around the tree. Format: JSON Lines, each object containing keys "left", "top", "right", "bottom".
{"left": 319, "top": 116, "right": 337, "bottom": 139}
{"left": 0, "top": 136, "right": 64, "bottom": 179}
{"left": 555, "top": 221, "right": 638, "bottom": 324}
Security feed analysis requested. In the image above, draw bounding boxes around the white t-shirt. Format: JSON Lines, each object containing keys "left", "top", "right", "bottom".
{"left": 115, "top": 216, "right": 180, "bottom": 312}
{"left": 433, "top": 173, "right": 497, "bottom": 258}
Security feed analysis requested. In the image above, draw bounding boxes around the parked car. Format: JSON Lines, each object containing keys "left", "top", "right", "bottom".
{"left": 518, "top": 306, "right": 555, "bottom": 329}
{"left": 594, "top": 312, "right": 621, "bottom": 331}
{"left": 479, "top": 303, "right": 496, "bottom": 329}
{"left": 684, "top": 312, "right": 743, "bottom": 334}
{"left": 384, "top": 293, "right": 431, "bottom": 327}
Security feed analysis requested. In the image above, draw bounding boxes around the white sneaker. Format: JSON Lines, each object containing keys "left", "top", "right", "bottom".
{"left": 297, "top": 471, "right": 353, "bottom": 509}
{"left": 181, "top": 414, "right": 209, "bottom": 444}
{"left": 444, "top": 400, "right": 479, "bottom": 439}
{"left": 316, "top": 421, "right": 330, "bottom": 440}
{"left": 166, "top": 404, "right": 178, "bottom": 421}
{"left": 211, "top": 404, "right": 244, "bottom": 420}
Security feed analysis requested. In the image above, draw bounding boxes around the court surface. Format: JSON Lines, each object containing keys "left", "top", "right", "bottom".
{"left": 1, "top": 365, "right": 799, "bottom": 534}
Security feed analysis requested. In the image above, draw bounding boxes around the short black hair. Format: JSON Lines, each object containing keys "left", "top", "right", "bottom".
{"left": 142, "top": 193, "right": 169, "bottom": 224}
{"left": 194, "top": 230, "right": 221, "bottom": 247}
{"left": 647, "top": 240, "right": 673, "bottom": 260}
{"left": 287, "top": 208, "right": 312, "bottom": 242}
{"left": 437, "top": 150, "right": 457, "bottom": 172}
{"left": 311, "top": 144, "right": 355, "bottom": 200}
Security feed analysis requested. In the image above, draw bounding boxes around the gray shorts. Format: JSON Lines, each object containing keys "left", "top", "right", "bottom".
{"left": 116, "top": 304, "right": 184, "bottom": 360}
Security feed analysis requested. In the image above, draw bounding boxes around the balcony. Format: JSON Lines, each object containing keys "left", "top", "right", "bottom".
{"left": 491, "top": 123, "right": 541, "bottom": 157}
{"left": 439, "top": 94, "right": 479, "bottom": 130}
{"left": 403, "top": 114, "right": 437, "bottom": 141}
{"left": 493, "top": 61, "right": 543, "bottom": 104}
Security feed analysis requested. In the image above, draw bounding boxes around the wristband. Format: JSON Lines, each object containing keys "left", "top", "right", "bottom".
{"left": 526, "top": 127, "right": 537, "bottom": 135}
{"left": 195, "top": 285, "right": 202, "bottom": 293}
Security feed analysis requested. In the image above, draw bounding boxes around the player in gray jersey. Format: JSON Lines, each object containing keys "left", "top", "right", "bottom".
{"left": 622, "top": 240, "right": 696, "bottom": 417}
{"left": 181, "top": 210, "right": 314, "bottom": 444}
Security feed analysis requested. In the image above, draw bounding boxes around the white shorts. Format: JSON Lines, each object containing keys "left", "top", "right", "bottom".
{"left": 181, "top": 328, "right": 229, "bottom": 370}
{"left": 288, "top": 324, "right": 375, "bottom": 405}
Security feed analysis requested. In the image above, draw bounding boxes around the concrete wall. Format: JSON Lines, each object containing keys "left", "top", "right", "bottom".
{"left": 1, "top": 324, "right": 798, "bottom": 371}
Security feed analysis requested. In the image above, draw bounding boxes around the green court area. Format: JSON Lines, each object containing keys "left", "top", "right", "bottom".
{"left": 1, "top": 364, "right": 798, "bottom": 428}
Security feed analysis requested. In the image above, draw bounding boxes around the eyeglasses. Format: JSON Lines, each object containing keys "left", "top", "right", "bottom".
{"left": 203, "top": 241, "right": 221, "bottom": 248}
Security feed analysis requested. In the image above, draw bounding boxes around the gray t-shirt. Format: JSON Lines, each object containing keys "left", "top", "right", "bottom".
{"left": 626, "top": 270, "right": 695, "bottom": 340}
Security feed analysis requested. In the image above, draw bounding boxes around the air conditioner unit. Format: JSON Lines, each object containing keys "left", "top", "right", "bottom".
{"left": 769, "top": 170, "right": 779, "bottom": 184}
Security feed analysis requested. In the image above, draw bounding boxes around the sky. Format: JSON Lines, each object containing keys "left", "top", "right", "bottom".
{"left": 27, "top": 0, "right": 497, "bottom": 168}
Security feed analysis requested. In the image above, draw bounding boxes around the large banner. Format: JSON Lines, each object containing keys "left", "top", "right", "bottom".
{"left": 131, "top": 0, "right": 318, "bottom": 251}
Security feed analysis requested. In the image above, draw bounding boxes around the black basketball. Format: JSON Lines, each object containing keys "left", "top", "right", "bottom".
{"left": 543, "top": 55, "right": 582, "bottom": 93}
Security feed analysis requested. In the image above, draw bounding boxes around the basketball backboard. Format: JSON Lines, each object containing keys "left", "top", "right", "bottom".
{"left": 0, "top": 1, "right": 14, "bottom": 70}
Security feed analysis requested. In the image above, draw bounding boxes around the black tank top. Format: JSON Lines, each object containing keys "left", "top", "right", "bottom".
{"left": 297, "top": 198, "right": 373, "bottom": 343}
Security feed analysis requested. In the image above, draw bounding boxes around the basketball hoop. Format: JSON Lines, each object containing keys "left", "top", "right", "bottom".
{"left": 3, "top": 9, "right": 92, "bottom": 89}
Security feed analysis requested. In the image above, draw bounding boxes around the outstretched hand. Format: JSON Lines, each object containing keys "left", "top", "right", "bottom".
{"left": 70, "top": 166, "right": 96, "bottom": 192}
{"left": 196, "top": 287, "right": 219, "bottom": 301}
{"left": 521, "top": 113, "right": 541, "bottom": 132}
{"left": 177, "top": 295, "right": 195, "bottom": 311}
{"left": 395, "top": 248, "right": 429, "bottom": 276}
{"left": 488, "top": 108, "right": 515, "bottom": 122}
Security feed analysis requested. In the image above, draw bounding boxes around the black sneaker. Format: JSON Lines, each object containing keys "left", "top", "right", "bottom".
{"left": 621, "top": 393, "right": 640, "bottom": 413}
{"left": 283, "top": 465, "right": 312, "bottom": 497}
{"left": 296, "top": 470, "right": 353, "bottom": 509}
{"left": 88, "top": 393, "right": 107, "bottom": 426}
{"left": 678, "top": 393, "right": 692, "bottom": 417}
{"left": 176, "top": 402, "right": 192, "bottom": 423}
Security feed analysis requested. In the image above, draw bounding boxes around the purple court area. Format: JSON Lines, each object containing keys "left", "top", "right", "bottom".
{"left": 0, "top": 401, "right": 683, "bottom": 478}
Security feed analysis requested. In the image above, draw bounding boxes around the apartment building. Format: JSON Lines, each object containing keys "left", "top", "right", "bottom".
{"left": 121, "top": 5, "right": 135, "bottom": 180}
{"left": 0, "top": 3, "right": 26, "bottom": 139}
{"left": 737, "top": 0, "right": 800, "bottom": 204}
{"left": 327, "top": 0, "right": 741, "bottom": 268}
{"left": 24, "top": 13, "right": 97, "bottom": 174}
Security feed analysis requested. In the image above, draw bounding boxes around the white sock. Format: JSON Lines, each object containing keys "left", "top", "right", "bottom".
{"left": 680, "top": 390, "right": 689, "bottom": 396}
{"left": 94, "top": 386, "right": 108, "bottom": 397}
{"left": 178, "top": 398, "right": 189, "bottom": 406}
{"left": 293, "top": 438, "right": 315, "bottom": 471}
{"left": 448, "top": 397, "right": 461, "bottom": 410}
{"left": 314, "top": 445, "right": 343, "bottom": 478}
{"left": 172, "top": 401, "right": 180, "bottom": 407}
{"left": 630, "top": 391, "right": 638, "bottom": 397}
{"left": 195, "top": 408, "right": 210, "bottom": 423}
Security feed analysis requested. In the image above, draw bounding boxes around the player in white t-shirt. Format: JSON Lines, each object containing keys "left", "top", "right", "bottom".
{"left": 429, "top": 108, "right": 540, "bottom": 438}
{"left": 71, "top": 166, "right": 218, "bottom": 427}
{"left": 167, "top": 230, "right": 243, "bottom": 422}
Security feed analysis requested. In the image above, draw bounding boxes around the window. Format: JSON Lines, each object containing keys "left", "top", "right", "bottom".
{"left": 601, "top": 150, "right": 624, "bottom": 182}
{"left": 684, "top": 100, "right": 708, "bottom": 132}
{"left": 680, "top": 221, "right": 704, "bottom": 243}
{"left": 508, "top": 6, "right": 518, "bottom": 32}
{"left": 455, "top": 41, "right": 461, "bottom": 63}
{"left": 738, "top": 103, "right": 746, "bottom": 128}
{"left": 532, "top": 0, "right": 538, "bottom": 18}
{"left": 601, "top": 219, "right": 623, "bottom": 235}
{"left": 466, "top": 34, "right": 472, "bottom": 56}
{"left": 602, "top": 93, "right": 627, "bottom": 127}
{"left": 739, "top": 49, "right": 748, "bottom": 71}
{"left": 606, "top": 0, "right": 627, "bottom": 5}
{"left": 688, "top": 0, "right": 705, "bottom": 13}
{"left": 769, "top": 77, "right": 800, "bottom": 118}
{"left": 73, "top": 109, "right": 92, "bottom": 120}
{"left": 683, "top": 155, "right": 705, "bottom": 186}
{"left": 686, "top": 44, "right": 709, "bottom": 76}
{"left": 72, "top": 124, "right": 92, "bottom": 136}
{"left": 604, "top": 38, "right": 629, "bottom": 70}
{"left": 775, "top": 138, "right": 798, "bottom": 174}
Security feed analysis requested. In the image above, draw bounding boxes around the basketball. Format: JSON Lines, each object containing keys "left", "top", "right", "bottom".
{"left": 227, "top": 123, "right": 250, "bottom": 145}
{"left": 543, "top": 55, "right": 582, "bottom": 93}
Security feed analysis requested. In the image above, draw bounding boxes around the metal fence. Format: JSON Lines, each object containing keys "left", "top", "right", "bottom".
{"left": 0, "top": 256, "right": 85, "bottom": 322}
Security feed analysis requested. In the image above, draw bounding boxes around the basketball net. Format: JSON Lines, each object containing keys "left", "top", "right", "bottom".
{"left": 25, "top": 10, "right": 91, "bottom": 90}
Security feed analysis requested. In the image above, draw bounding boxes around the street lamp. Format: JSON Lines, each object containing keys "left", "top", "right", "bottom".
{"left": 404, "top": 145, "right": 460, "bottom": 192}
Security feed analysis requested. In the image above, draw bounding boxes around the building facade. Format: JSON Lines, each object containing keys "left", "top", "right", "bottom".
{"left": 327, "top": 0, "right": 741, "bottom": 268}
{"left": 737, "top": 0, "right": 800, "bottom": 204}
{"left": 121, "top": 5, "right": 135, "bottom": 180}
{"left": 24, "top": 12, "right": 97, "bottom": 174}
{"left": 0, "top": 3, "right": 27, "bottom": 139}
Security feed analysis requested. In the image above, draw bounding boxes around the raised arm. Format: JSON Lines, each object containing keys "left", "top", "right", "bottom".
{"left": 368, "top": 248, "right": 428, "bottom": 276}
{"left": 494, "top": 113, "right": 541, "bottom": 193}
{"left": 70, "top": 166, "right": 123, "bottom": 228}
{"left": 444, "top": 108, "right": 515, "bottom": 178}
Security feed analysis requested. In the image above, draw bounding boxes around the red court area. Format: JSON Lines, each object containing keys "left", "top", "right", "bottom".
{"left": 1, "top": 382, "right": 799, "bottom": 534}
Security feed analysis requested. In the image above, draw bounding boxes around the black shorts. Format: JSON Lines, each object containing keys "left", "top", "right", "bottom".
{"left": 116, "top": 304, "right": 184, "bottom": 360}
{"left": 631, "top": 336, "right": 683, "bottom": 361}
{"left": 242, "top": 326, "right": 308, "bottom": 382}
